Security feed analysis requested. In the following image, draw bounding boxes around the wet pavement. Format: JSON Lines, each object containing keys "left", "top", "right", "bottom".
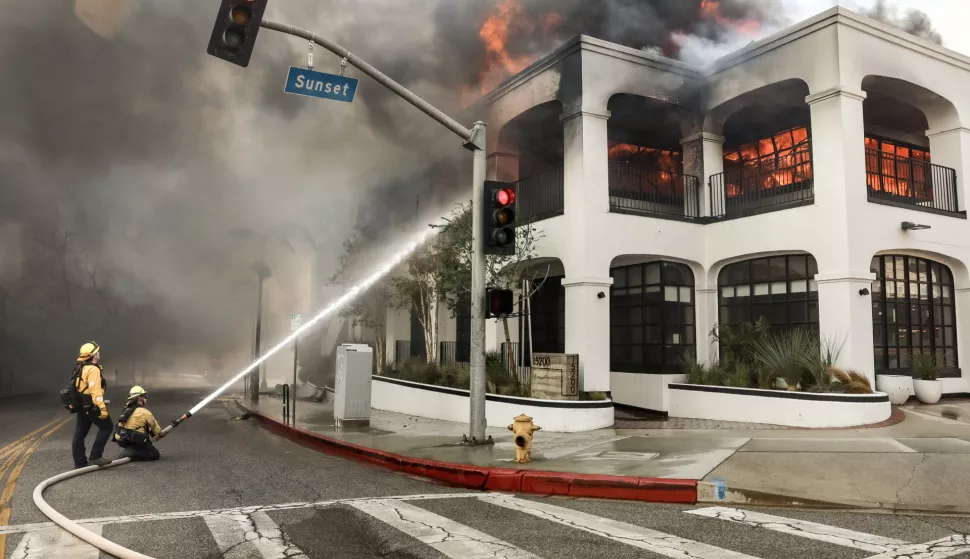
{"left": 239, "top": 392, "right": 970, "bottom": 511}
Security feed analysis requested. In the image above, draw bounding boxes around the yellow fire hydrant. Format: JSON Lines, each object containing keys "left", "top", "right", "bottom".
{"left": 508, "top": 414, "right": 540, "bottom": 463}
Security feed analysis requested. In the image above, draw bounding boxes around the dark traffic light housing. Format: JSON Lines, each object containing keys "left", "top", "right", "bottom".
{"left": 484, "top": 181, "right": 516, "bottom": 256}
{"left": 206, "top": 0, "right": 270, "bottom": 68}
{"left": 485, "top": 288, "right": 514, "bottom": 319}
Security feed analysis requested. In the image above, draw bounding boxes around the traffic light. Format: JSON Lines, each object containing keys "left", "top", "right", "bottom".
{"left": 206, "top": 0, "right": 270, "bottom": 68}
{"left": 485, "top": 288, "right": 514, "bottom": 319}
{"left": 484, "top": 181, "right": 516, "bottom": 256}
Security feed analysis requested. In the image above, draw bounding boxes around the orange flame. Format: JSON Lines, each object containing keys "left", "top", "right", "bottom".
{"left": 700, "top": 0, "right": 760, "bottom": 37}
{"left": 462, "top": 0, "right": 562, "bottom": 106}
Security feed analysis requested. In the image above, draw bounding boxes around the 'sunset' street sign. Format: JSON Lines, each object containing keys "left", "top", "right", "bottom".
{"left": 284, "top": 67, "right": 358, "bottom": 103}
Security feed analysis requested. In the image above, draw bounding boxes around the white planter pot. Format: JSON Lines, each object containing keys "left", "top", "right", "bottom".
{"left": 875, "top": 375, "right": 913, "bottom": 405}
{"left": 913, "top": 379, "right": 943, "bottom": 404}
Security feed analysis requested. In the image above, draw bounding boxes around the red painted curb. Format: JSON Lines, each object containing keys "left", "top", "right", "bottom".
{"left": 248, "top": 409, "right": 697, "bottom": 504}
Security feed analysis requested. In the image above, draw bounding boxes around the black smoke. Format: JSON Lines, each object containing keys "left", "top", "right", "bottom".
{"left": 861, "top": 0, "right": 943, "bottom": 45}
{"left": 0, "top": 0, "right": 849, "bottom": 393}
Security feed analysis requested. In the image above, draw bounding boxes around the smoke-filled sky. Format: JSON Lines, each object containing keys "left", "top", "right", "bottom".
{"left": 0, "top": 0, "right": 948, "bottom": 390}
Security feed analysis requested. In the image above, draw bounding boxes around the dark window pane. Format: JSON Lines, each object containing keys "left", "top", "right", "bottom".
{"left": 644, "top": 346, "right": 660, "bottom": 367}
{"left": 751, "top": 258, "right": 771, "bottom": 281}
{"left": 768, "top": 257, "right": 787, "bottom": 281}
{"left": 630, "top": 346, "right": 644, "bottom": 364}
{"left": 628, "top": 265, "right": 642, "bottom": 287}
{"left": 790, "top": 302, "right": 807, "bottom": 323}
{"left": 874, "top": 346, "right": 885, "bottom": 370}
{"left": 612, "top": 268, "right": 627, "bottom": 288}
{"left": 720, "top": 306, "right": 732, "bottom": 325}
{"left": 611, "top": 327, "right": 627, "bottom": 344}
{"left": 645, "top": 263, "right": 661, "bottom": 285}
{"left": 683, "top": 306, "right": 695, "bottom": 325}
{"left": 629, "top": 307, "right": 642, "bottom": 325}
{"left": 808, "top": 257, "right": 818, "bottom": 276}
{"left": 644, "top": 305, "right": 661, "bottom": 324}
{"left": 664, "top": 347, "right": 683, "bottom": 370}
{"left": 645, "top": 326, "right": 661, "bottom": 344}
{"left": 790, "top": 256, "right": 808, "bottom": 279}
{"left": 808, "top": 302, "right": 819, "bottom": 322}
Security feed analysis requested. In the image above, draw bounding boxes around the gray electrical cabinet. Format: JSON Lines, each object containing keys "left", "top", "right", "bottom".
{"left": 333, "top": 343, "right": 373, "bottom": 426}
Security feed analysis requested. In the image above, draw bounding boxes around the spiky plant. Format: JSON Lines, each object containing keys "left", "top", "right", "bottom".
{"left": 748, "top": 327, "right": 818, "bottom": 389}
{"left": 827, "top": 367, "right": 874, "bottom": 394}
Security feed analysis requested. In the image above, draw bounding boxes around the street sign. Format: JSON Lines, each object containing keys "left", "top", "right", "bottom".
{"left": 284, "top": 67, "right": 358, "bottom": 102}
{"left": 290, "top": 313, "right": 303, "bottom": 332}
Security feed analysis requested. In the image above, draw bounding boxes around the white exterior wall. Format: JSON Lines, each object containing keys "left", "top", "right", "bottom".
{"left": 464, "top": 6, "right": 970, "bottom": 411}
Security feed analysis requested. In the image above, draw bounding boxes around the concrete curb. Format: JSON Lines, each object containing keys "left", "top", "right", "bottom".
{"left": 242, "top": 404, "right": 697, "bottom": 504}
{"left": 696, "top": 481, "right": 970, "bottom": 514}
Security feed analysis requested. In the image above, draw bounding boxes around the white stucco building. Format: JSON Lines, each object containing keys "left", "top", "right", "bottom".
{"left": 384, "top": 6, "right": 970, "bottom": 412}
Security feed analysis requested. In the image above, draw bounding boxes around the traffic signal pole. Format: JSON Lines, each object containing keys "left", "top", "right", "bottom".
{"left": 257, "top": 18, "right": 490, "bottom": 444}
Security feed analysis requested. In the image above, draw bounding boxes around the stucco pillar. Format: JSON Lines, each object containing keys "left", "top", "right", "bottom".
{"left": 561, "top": 104, "right": 610, "bottom": 269}
{"left": 815, "top": 271, "right": 877, "bottom": 385}
{"left": 681, "top": 133, "right": 725, "bottom": 218}
{"left": 926, "top": 126, "right": 970, "bottom": 212}
{"left": 486, "top": 151, "right": 521, "bottom": 183}
{"left": 954, "top": 287, "right": 970, "bottom": 392}
{"left": 561, "top": 276, "right": 612, "bottom": 392}
{"left": 694, "top": 287, "right": 718, "bottom": 363}
{"left": 806, "top": 87, "right": 869, "bottom": 271}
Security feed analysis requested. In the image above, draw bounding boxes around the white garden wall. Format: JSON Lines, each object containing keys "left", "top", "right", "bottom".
{"left": 668, "top": 383, "right": 891, "bottom": 428}
{"left": 371, "top": 376, "right": 614, "bottom": 432}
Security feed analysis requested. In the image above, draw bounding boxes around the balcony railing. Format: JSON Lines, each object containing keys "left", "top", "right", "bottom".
{"left": 866, "top": 148, "right": 959, "bottom": 214}
{"left": 608, "top": 161, "right": 701, "bottom": 219}
{"left": 516, "top": 164, "right": 564, "bottom": 224}
{"left": 710, "top": 144, "right": 815, "bottom": 219}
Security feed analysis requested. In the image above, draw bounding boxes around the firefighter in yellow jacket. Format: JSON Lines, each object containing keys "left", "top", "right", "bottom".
{"left": 114, "top": 385, "right": 164, "bottom": 461}
{"left": 71, "top": 342, "right": 113, "bottom": 468}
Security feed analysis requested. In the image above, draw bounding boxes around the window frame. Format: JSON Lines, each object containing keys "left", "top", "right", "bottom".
{"left": 610, "top": 261, "right": 696, "bottom": 374}
{"left": 871, "top": 255, "right": 959, "bottom": 374}
{"left": 717, "top": 254, "right": 821, "bottom": 341}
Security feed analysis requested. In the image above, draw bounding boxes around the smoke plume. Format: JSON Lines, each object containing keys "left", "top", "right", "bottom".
{"left": 861, "top": 0, "right": 943, "bottom": 45}
{"left": 0, "top": 0, "right": 793, "bottom": 392}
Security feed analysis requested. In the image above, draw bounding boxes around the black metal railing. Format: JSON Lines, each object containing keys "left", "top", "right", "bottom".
{"left": 608, "top": 161, "right": 701, "bottom": 219}
{"left": 865, "top": 148, "right": 959, "bottom": 214}
{"left": 438, "top": 341, "right": 470, "bottom": 368}
{"left": 710, "top": 147, "right": 814, "bottom": 219}
{"left": 516, "top": 165, "right": 564, "bottom": 223}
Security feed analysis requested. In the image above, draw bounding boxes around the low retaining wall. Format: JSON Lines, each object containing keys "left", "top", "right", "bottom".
{"left": 668, "top": 383, "right": 891, "bottom": 428}
{"left": 371, "top": 376, "right": 614, "bottom": 432}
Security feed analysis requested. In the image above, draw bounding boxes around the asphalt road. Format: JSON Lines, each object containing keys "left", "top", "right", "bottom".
{"left": 3, "top": 386, "right": 970, "bottom": 558}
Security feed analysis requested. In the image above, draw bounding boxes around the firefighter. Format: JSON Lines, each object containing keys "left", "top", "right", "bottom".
{"left": 71, "top": 342, "right": 113, "bottom": 468}
{"left": 114, "top": 385, "right": 164, "bottom": 461}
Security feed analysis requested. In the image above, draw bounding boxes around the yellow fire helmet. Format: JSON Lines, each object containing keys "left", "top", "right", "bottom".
{"left": 78, "top": 341, "right": 100, "bottom": 361}
{"left": 128, "top": 385, "right": 148, "bottom": 400}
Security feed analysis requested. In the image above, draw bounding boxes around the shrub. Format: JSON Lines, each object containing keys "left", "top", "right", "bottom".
{"left": 908, "top": 352, "right": 946, "bottom": 381}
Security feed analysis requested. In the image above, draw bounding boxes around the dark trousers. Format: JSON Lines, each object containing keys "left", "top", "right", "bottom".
{"left": 120, "top": 441, "right": 160, "bottom": 461}
{"left": 72, "top": 412, "right": 113, "bottom": 467}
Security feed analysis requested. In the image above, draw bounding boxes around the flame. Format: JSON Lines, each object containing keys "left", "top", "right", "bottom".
{"left": 462, "top": 0, "right": 563, "bottom": 106}
{"left": 700, "top": 0, "right": 761, "bottom": 37}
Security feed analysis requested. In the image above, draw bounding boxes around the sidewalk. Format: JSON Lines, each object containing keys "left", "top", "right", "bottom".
{"left": 232, "top": 393, "right": 970, "bottom": 512}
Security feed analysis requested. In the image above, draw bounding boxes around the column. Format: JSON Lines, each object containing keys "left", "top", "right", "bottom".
{"left": 954, "top": 287, "right": 970, "bottom": 393}
{"left": 562, "top": 276, "right": 613, "bottom": 392}
{"left": 486, "top": 151, "right": 521, "bottom": 182}
{"left": 805, "top": 87, "right": 869, "bottom": 270}
{"left": 694, "top": 287, "right": 719, "bottom": 363}
{"left": 680, "top": 133, "right": 725, "bottom": 217}
{"left": 815, "top": 271, "right": 877, "bottom": 383}
{"left": 561, "top": 102, "right": 610, "bottom": 240}
{"left": 927, "top": 125, "right": 970, "bottom": 212}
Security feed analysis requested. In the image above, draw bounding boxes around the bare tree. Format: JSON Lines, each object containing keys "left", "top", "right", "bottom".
{"left": 389, "top": 237, "right": 442, "bottom": 365}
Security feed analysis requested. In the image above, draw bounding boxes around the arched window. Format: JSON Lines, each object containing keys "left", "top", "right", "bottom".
{"left": 718, "top": 254, "right": 819, "bottom": 332}
{"left": 610, "top": 261, "right": 695, "bottom": 373}
{"left": 871, "top": 255, "right": 958, "bottom": 372}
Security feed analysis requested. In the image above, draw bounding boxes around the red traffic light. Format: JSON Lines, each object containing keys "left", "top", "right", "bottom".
{"left": 495, "top": 188, "right": 515, "bottom": 206}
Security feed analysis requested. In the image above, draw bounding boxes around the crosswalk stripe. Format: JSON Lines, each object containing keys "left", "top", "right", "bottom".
{"left": 863, "top": 535, "right": 970, "bottom": 559}
{"left": 203, "top": 511, "right": 308, "bottom": 559}
{"left": 350, "top": 498, "right": 541, "bottom": 559}
{"left": 9, "top": 524, "right": 104, "bottom": 559}
{"left": 686, "top": 506, "right": 907, "bottom": 553}
{"left": 687, "top": 506, "right": 970, "bottom": 559}
{"left": 0, "top": 492, "right": 475, "bottom": 536}
{"left": 479, "top": 494, "right": 758, "bottom": 559}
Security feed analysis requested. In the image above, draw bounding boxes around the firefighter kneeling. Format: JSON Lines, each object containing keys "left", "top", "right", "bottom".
{"left": 114, "top": 386, "right": 165, "bottom": 461}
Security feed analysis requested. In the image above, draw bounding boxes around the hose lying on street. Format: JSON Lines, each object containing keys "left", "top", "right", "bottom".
{"left": 32, "top": 456, "right": 156, "bottom": 559}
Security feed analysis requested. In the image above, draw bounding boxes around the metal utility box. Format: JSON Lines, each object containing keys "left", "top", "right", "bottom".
{"left": 530, "top": 353, "right": 579, "bottom": 400}
{"left": 334, "top": 343, "right": 373, "bottom": 426}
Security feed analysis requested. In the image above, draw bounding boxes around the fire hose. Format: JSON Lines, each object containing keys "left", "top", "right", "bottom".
{"left": 31, "top": 229, "right": 432, "bottom": 558}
